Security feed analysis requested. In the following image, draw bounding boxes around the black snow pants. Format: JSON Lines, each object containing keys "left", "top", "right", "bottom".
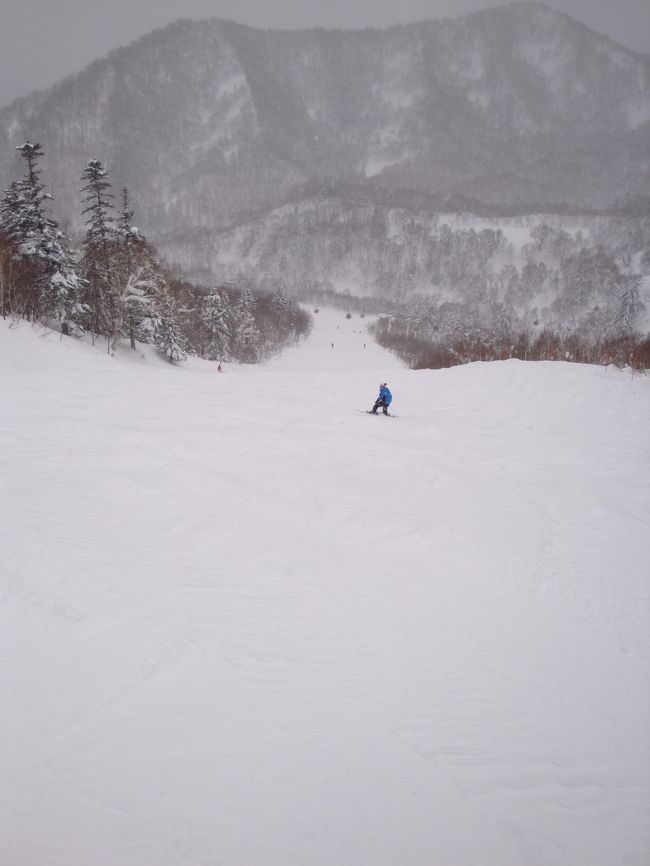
{"left": 372, "top": 399, "right": 389, "bottom": 415}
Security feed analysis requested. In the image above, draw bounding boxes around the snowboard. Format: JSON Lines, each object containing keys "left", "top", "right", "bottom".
{"left": 358, "top": 409, "right": 399, "bottom": 418}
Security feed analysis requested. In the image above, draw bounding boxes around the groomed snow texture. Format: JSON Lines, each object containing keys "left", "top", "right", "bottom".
{"left": 1, "top": 309, "right": 649, "bottom": 866}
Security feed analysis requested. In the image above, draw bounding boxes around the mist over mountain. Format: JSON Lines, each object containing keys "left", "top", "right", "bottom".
{"left": 0, "top": 1, "right": 648, "bottom": 290}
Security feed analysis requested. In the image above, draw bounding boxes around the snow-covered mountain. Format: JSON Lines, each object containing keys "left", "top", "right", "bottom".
{"left": 2, "top": 309, "right": 649, "bottom": 866}
{"left": 164, "top": 195, "right": 650, "bottom": 310}
{"left": 0, "top": 1, "right": 648, "bottom": 279}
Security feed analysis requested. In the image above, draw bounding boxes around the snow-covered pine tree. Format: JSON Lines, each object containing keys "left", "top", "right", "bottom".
{"left": 7, "top": 143, "right": 50, "bottom": 253}
{"left": 116, "top": 186, "right": 138, "bottom": 348}
{"left": 202, "top": 286, "right": 232, "bottom": 360}
{"left": 270, "top": 287, "right": 295, "bottom": 338}
{"left": 155, "top": 292, "right": 190, "bottom": 363}
{"left": 0, "top": 143, "right": 80, "bottom": 330}
{"left": 231, "top": 287, "right": 260, "bottom": 362}
{"left": 116, "top": 187, "right": 139, "bottom": 281}
{"left": 0, "top": 182, "right": 23, "bottom": 240}
{"left": 113, "top": 187, "right": 166, "bottom": 350}
{"left": 79, "top": 159, "right": 116, "bottom": 342}
{"left": 615, "top": 274, "right": 644, "bottom": 334}
{"left": 0, "top": 182, "right": 37, "bottom": 318}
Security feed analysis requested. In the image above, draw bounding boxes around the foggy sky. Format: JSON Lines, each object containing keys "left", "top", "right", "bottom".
{"left": 0, "top": 0, "right": 648, "bottom": 107}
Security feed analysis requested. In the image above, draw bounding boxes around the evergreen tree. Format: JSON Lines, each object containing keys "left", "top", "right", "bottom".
{"left": 0, "top": 228, "right": 21, "bottom": 318}
{"left": 1, "top": 142, "right": 80, "bottom": 329}
{"left": 116, "top": 187, "right": 139, "bottom": 280}
{"left": 270, "top": 287, "right": 295, "bottom": 338}
{"left": 11, "top": 142, "right": 50, "bottom": 252}
{"left": 0, "top": 182, "right": 23, "bottom": 241}
{"left": 111, "top": 268, "right": 161, "bottom": 352}
{"left": 202, "top": 287, "right": 232, "bottom": 360}
{"left": 116, "top": 187, "right": 138, "bottom": 348}
{"left": 113, "top": 187, "right": 166, "bottom": 349}
{"left": 615, "top": 274, "right": 644, "bottom": 334}
{"left": 155, "top": 293, "right": 189, "bottom": 363}
{"left": 231, "top": 287, "right": 260, "bottom": 362}
{"left": 79, "top": 159, "right": 116, "bottom": 341}
{"left": 0, "top": 185, "right": 34, "bottom": 317}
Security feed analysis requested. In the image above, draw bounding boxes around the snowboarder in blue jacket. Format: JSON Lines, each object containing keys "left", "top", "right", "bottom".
{"left": 371, "top": 383, "right": 392, "bottom": 415}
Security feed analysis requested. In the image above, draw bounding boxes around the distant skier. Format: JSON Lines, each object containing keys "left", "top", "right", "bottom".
{"left": 371, "top": 383, "right": 392, "bottom": 415}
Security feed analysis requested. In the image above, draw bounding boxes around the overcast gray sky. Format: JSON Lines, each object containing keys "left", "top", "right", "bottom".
{"left": 0, "top": 0, "right": 648, "bottom": 107}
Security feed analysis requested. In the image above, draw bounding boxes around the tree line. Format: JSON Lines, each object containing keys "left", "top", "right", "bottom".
{"left": 0, "top": 142, "right": 310, "bottom": 363}
{"left": 203, "top": 196, "right": 648, "bottom": 371}
{"left": 370, "top": 293, "right": 650, "bottom": 372}
{"left": 365, "top": 216, "right": 650, "bottom": 371}
{"left": 196, "top": 198, "right": 649, "bottom": 327}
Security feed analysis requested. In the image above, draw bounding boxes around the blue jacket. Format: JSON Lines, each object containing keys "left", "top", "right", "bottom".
{"left": 379, "top": 385, "right": 392, "bottom": 405}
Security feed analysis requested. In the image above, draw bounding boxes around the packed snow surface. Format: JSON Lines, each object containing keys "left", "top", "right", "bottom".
{"left": 1, "top": 309, "right": 649, "bottom": 866}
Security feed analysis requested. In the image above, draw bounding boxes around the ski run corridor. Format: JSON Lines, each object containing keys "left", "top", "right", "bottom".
{"left": 1, "top": 308, "right": 649, "bottom": 866}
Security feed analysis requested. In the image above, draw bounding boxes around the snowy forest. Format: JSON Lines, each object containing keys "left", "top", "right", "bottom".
{"left": 180, "top": 196, "right": 650, "bottom": 370}
{"left": 364, "top": 211, "right": 650, "bottom": 370}
{"left": 0, "top": 142, "right": 310, "bottom": 363}
{"left": 1, "top": 141, "right": 647, "bottom": 371}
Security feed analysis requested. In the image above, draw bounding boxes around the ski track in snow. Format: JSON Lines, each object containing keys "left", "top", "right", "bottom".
{"left": 1, "top": 309, "right": 649, "bottom": 866}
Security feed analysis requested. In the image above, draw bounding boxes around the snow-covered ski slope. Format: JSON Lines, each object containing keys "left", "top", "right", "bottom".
{"left": 1, "top": 308, "right": 649, "bottom": 866}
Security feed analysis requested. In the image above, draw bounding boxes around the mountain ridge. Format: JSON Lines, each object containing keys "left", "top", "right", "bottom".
{"left": 0, "top": 2, "right": 648, "bottom": 279}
